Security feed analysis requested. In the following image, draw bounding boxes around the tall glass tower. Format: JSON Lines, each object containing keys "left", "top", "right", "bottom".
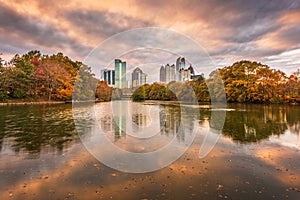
{"left": 115, "top": 59, "right": 126, "bottom": 88}
{"left": 132, "top": 67, "right": 147, "bottom": 88}
{"left": 101, "top": 69, "right": 115, "bottom": 85}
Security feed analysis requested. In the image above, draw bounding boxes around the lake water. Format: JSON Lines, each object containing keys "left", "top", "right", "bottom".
{"left": 0, "top": 101, "right": 299, "bottom": 199}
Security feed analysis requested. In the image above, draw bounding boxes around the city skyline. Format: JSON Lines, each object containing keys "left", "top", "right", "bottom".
{"left": 101, "top": 57, "right": 199, "bottom": 87}
{"left": 160, "top": 57, "right": 198, "bottom": 83}
{"left": 0, "top": 0, "right": 299, "bottom": 77}
{"left": 101, "top": 59, "right": 149, "bottom": 88}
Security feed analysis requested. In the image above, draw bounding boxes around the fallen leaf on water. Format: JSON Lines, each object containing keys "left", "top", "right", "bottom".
{"left": 217, "top": 184, "right": 223, "bottom": 190}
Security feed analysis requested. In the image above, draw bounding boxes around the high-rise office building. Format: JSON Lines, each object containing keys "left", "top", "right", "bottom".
{"left": 140, "top": 73, "right": 147, "bottom": 85}
{"left": 165, "top": 64, "right": 176, "bottom": 83}
{"left": 179, "top": 69, "right": 191, "bottom": 82}
{"left": 160, "top": 64, "right": 176, "bottom": 83}
{"left": 132, "top": 67, "right": 147, "bottom": 88}
{"left": 176, "top": 57, "right": 185, "bottom": 71}
{"left": 176, "top": 57, "right": 185, "bottom": 81}
{"left": 101, "top": 69, "right": 115, "bottom": 85}
{"left": 188, "top": 65, "right": 195, "bottom": 76}
{"left": 115, "top": 59, "right": 126, "bottom": 88}
{"left": 160, "top": 65, "right": 166, "bottom": 82}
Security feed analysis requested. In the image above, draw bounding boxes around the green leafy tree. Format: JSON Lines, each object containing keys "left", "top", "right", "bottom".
{"left": 0, "top": 66, "right": 27, "bottom": 99}
{"left": 189, "top": 75, "right": 210, "bottom": 102}
{"left": 73, "top": 64, "right": 96, "bottom": 101}
{"left": 131, "top": 86, "right": 146, "bottom": 101}
{"left": 207, "top": 70, "right": 226, "bottom": 102}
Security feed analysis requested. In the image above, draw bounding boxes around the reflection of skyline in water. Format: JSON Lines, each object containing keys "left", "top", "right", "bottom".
{"left": 99, "top": 102, "right": 193, "bottom": 143}
{"left": 0, "top": 102, "right": 299, "bottom": 156}
{"left": 1, "top": 103, "right": 300, "bottom": 200}
{"left": 98, "top": 102, "right": 300, "bottom": 149}
{"left": 113, "top": 101, "right": 127, "bottom": 140}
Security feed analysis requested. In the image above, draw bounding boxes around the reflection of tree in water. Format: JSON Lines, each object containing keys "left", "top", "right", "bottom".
{"left": 98, "top": 103, "right": 300, "bottom": 144}
{"left": 221, "top": 104, "right": 299, "bottom": 143}
{"left": 159, "top": 105, "right": 196, "bottom": 142}
{"left": 198, "top": 108, "right": 212, "bottom": 126}
{"left": 285, "top": 106, "right": 300, "bottom": 135}
{"left": 0, "top": 104, "right": 79, "bottom": 157}
{"left": 159, "top": 106, "right": 181, "bottom": 140}
{"left": 2, "top": 103, "right": 298, "bottom": 156}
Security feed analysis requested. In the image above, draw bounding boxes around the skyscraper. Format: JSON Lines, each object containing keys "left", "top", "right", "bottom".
{"left": 176, "top": 57, "right": 185, "bottom": 81}
{"left": 188, "top": 65, "right": 195, "bottom": 76}
{"left": 160, "top": 64, "right": 176, "bottom": 83}
{"left": 160, "top": 65, "right": 166, "bottom": 82}
{"left": 176, "top": 57, "right": 185, "bottom": 71}
{"left": 101, "top": 69, "right": 115, "bottom": 85}
{"left": 115, "top": 59, "right": 126, "bottom": 88}
{"left": 165, "top": 64, "right": 176, "bottom": 83}
{"left": 179, "top": 69, "right": 191, "bottom": 82}
{"left": 132, "top": 67, "right": 147, "bottom": 88}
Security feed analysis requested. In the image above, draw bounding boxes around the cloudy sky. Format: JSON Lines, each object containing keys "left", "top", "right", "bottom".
{"left": 0, "top": 0, "right": 300, "bottom": 80}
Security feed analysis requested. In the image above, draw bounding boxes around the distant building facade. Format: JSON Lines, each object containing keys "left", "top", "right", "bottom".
{"left": 166, "top": 64, "right": 176, "bottom": 83}
{"left": 101, "top": 69, "right": 115, "bottom": 86}
{"left": 179, "top": 69, "right": 191, "bottom": 82}
{"left": 160, "top": 65, "right": 166, "bottom": 82}
{"left": 115, "top": 59, "right": 126, "bottom": 88}
{"left": 132, "top": 67, "right": 147, "bottom": 88}
{"left": 188, "top": 65, "right": 195, "bottom": 76}
{"left": 176, "top": 57, "right": 185, "bottom": 71}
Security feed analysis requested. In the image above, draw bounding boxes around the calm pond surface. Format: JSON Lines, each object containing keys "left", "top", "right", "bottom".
{"left": 0, "top": 101, "right": 299, "bottom": 199}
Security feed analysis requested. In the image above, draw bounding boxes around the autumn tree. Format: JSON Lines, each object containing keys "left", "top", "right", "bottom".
{"left": 0, "top": 50, "right": 96, "bottom": 102}
{"left": 218, "top": 61, "right": 288, "bottom": 103}
{"left": 189, "top": 75, "right": 210, "bottom": 102}
{"left": 285, "top": 69, "right": 300, "bottom": 102}
{"left": 96, "top": 80, "right": 112, "bottom": 101}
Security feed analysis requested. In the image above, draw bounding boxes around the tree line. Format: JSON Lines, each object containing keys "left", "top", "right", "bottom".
{"left": 0, "top": 50, "right": 115, "bottom": 102}
{"left": 132, "top": 60, "right": 299, "bottom": 103}
{"left": 0, "top": 52, "right": 299, "bottom": 104}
